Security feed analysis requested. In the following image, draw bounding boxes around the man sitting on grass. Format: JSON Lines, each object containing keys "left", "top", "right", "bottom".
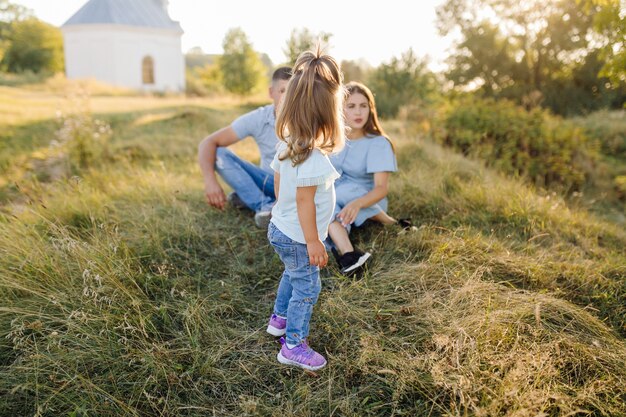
{"left": 197, "top": 66, "right": 292, "bottom": 228}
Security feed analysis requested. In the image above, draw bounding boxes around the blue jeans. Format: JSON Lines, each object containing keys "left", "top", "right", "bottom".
{"left": 215, "top": 147, "right": 275, "bottom": 213}
{"left": 267, "top": 222, "right": 321, "bottom": 346}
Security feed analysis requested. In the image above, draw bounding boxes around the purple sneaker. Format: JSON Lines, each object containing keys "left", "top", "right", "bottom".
{"left": 277, "top": 337, "right": 327, "bottom": 371}
{"left": 266, "top": 314, "right": 286, "bottom": 336}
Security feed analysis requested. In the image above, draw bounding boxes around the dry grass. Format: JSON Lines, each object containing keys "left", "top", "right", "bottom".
{"left": 0, "top": 86, "right": 625, "bottom": 416}
{"left": 0, "top": 74, "right": 269, "bottom": 127}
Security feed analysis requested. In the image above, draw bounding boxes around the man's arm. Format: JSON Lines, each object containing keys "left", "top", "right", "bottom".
{"left": 197, "top": 126, "right": 240, "bottom": 210}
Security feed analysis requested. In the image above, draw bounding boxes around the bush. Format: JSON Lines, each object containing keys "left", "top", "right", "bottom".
{"left": 185, "top": 65, "right": 224, "bottom": 97}
{"left": 572, "top": 109, "right": 626, "bottom": 158}
{"left": 615, "top": 175, "right": 626, "bottom": 200}
{"left": 0, "top": 69, "right": 49, "bottom": 86}
{"left": 54, "top": 96, "right": 112, "bottom": 172}
{"left": 438, "top": 97, "right": 599, "bottom": 192}
{"left": 2, "top": 17, "right": 64, "bottom": 73}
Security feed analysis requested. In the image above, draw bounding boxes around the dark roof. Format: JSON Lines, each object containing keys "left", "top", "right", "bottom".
{"left": 63, "top": 0, "right": 182, "bottom": 32}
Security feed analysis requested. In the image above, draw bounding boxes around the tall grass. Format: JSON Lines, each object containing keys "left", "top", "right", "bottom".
{"left": 1, "top": 87, "right": 625, "bottom": 416}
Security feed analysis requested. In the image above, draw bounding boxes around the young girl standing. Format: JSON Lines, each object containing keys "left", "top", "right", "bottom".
{"left": 265, "top": 49, "right": 345, "bottom": 370}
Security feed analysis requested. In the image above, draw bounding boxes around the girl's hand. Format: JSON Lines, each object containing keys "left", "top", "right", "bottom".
{"left": 306, "top": 240, "right": 329, "bottom": 267}
{"left": 338, "top": 200, "right": 362, "bottom": 226}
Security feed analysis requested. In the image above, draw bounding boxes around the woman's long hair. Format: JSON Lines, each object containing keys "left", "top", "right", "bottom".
{"left": 345, "top": 81, "right": 395, "bottom": 153}
{"left": 275, "top": 47, "right": 345, "bottom": 166}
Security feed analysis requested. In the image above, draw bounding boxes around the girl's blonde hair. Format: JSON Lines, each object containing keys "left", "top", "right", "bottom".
{"left": 345, "top": 81, "right": 395, "bottom": 153}
{"left": 276, "top": 48, "right": 345, "bottom": 166}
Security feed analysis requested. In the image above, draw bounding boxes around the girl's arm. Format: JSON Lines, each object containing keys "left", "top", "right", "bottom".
{"left": 274, "top": 172, "right": 280, "bottom": 200}
{"left": 296, "top": 186, "right": 328, "bottom": 267}
{"left": 338, "top": 172, "right": 390, "bottom": 226}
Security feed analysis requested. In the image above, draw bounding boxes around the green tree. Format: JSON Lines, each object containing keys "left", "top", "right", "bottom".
{"left": 283, "top": 28, "right": 332, "bottom": 66}
{"left": 366, "top": 49, "right": 437, "bottom": 118}
{"left": 0, "top": 0, "right": 31, "bottom": 22}
{"left": 185, "top": 47, "right": 217, "bottom": 69}
{"left": 438, "top": 0, "right": 596, "bottom": 89}
{"left": 586, "top": 0, "right": 626, "bottom": 85}
{"left": 543, "top": 49, "right": 626, "bottom": 114}
{"left": 436, "top": 0, "right": 620, "bottom": 114}
{"left": 444, "top": 21, "right": 519, "bottom": 95}
{"left": 0, "top": 0, "right": 32, "bottom": 70}
{"left": 341, "top": 59, "right": 371, "bottom": 83}
{"left": 218, "top": 27, "right": 266, "bottom": 95}
{"left": 3, "top": 17, "right": 63, "bottom": 73}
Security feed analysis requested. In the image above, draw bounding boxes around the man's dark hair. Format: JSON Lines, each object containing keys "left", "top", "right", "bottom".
{"left": 272, "top": 66, "right": 292, "bottom": 82}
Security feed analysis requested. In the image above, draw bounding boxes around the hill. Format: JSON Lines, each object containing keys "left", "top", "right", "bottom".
{"left": 0, "top": 86, "right": 625, "bottom": 416}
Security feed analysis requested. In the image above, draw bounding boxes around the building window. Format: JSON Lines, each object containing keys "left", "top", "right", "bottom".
{"left": 142, "top": 56, "right": 155, "bottom": 84}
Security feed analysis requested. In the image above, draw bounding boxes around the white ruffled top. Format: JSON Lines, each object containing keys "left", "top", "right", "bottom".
{"left": 270, "top": 142, "right": 340, "bottom": 244}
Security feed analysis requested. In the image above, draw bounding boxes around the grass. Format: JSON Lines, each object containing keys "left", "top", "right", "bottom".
{"left": 570, "top": 109, "right": 626, "bottom": 223}
{"left": 0, "top": 85, "right": 625, "bottom": 416}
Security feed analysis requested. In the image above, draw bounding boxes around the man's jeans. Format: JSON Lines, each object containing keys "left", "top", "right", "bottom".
{"left": 215, "top": 147, "right": 275, "bottom": 213}
{"left": 267, "top": 222, "right": 321, "bottom": 346}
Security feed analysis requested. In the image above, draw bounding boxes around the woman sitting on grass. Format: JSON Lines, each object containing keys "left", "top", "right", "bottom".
{"left": 328, "top": 81, "right": 409, "bottom": 277}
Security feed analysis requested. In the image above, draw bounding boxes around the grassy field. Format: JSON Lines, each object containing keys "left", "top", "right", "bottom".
{"left": 1, "top": 84, "right": 625, "bottom": 416}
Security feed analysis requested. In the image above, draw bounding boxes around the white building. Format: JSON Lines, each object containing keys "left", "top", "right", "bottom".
{"left": 61, "top": 0, "right": 185, "bottom": 92}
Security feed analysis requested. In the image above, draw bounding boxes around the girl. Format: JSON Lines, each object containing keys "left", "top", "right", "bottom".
{"left": 328, "top": 81, "right": 399, "bottom": 277}
{"left": 265, "top": 49, "right": 345, "bottom": 370}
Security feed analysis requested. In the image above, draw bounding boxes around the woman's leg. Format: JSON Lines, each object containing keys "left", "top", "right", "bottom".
{"left": 328, "top": 221, "right": 353, "bottom": 255}
{"left": 371, "top": 211, "right": 416, "bottom": 232}
{"left": 370, "top": 211, "right": 397, "bottom": 225}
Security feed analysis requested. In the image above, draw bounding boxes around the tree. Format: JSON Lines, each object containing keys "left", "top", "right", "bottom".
{"left": 341, "top": 59, "right": 371, "bottom": 83}
{"left": 585, "top": 0, "right": 626, "bottom": 85}
{"left": 444, "top": 21, "right": 519, "bottom": 95}
{"left": 3, "top": 17, "right": 64, "bottom": 73}
{"left": 366, "top": 49, "right": 437, "bottom": 118}
{"left": 283, "top": 28, "right": 332, "bottom": 65}
{"left": 185, "top": 47, "right": 217, "bottom": 70}
{"left": 0, "top": 0, "right": 31, "bottom": 21}
{"left": 218, "top": 27, "right": 266, "bottom": 95}
{"left": 542, "top": 49, "right": 626, "bottom": 114}
{"left": 0, "top": 0, "right": 32, "bottom": 70}
{"left": 436, "top": 0, "right": 618, "bottom": 114}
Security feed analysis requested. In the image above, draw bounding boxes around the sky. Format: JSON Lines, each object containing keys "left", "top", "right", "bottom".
{"left": 12, "top": 0, "right": 454, "bottom": 70}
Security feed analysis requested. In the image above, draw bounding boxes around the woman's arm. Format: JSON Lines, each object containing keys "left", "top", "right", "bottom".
{"left": 296, "top": 186, "right": 328, "bottom": 267}
{"left": 338, "top": 172, "right": 390, "bottom": 226}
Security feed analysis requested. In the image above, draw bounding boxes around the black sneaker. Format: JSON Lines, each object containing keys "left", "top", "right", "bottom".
{"left": 227, "top": 192, "right": 247, "bottom": 210}
{"left": 397, "top": 218, "right": 418, "bottom": 233}
{"left": 335, "top": 249, "right": 372, "bottom": 278}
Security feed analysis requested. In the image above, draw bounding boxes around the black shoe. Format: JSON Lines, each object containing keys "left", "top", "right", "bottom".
{"left": 227, "top": 192, "right": 247, "bottom": 210}
{"left": 336, "top": 249, "right": 372, "bottom": 278}
{"left": 397, "top": 218, "right": 418, "bottom": 233}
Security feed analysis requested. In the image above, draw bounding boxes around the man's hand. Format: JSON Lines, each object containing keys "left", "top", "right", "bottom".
{"left": 307, "top": 240, "right": 329, "bottom": 267}
{"left": 338, "top": 200, "right": 362, "bottom": 226}
{"left": 204, "top": 180, "right": 226, "bottom": 210}
{"left": 197, "top": 127, "right": 240, "bottom": 210}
